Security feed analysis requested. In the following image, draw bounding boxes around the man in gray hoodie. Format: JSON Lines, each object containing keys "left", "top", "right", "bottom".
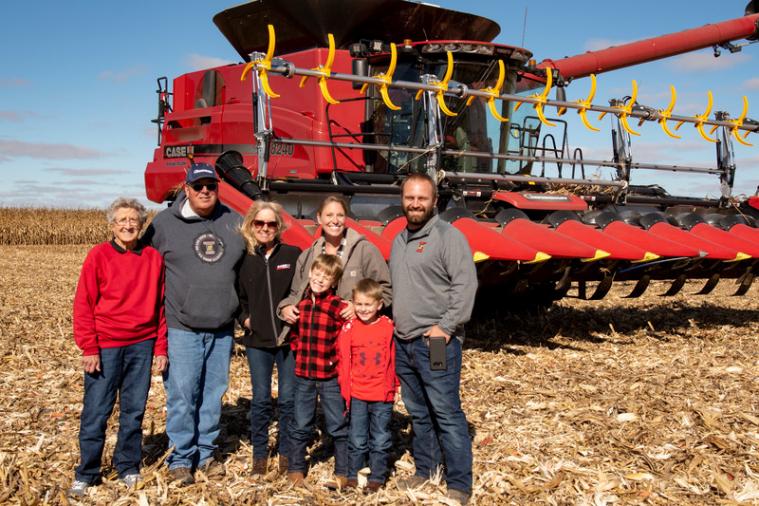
{"left": 142, "top": 163, "right": 245, "bottom": 485}
{"left": 389, "top": 173, "right": 477, "bottom": 505}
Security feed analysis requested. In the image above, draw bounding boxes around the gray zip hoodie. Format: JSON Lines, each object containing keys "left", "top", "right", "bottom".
{"left": 277, "top": 227, "right": 392, "bottom": 315}
{"left": 143, "top": 193, "right": 245, "bottom": 331}
{"left": 389, "top": 215, "right": 478, "bottom": 342}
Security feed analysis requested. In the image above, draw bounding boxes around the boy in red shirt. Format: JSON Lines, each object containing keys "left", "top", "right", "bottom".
{"left": 287, "top": 254, "right": 349, "bottom": 487}
{"left": 337, "top": 278, "right": 398, "bottom": 491}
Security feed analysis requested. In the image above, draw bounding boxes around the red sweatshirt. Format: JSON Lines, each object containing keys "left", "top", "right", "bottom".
{"left": 337, "top": 315, "right": 398, "bottom": 404}
{"left": 73, "top": 241, "right": 167, "bottom": 356}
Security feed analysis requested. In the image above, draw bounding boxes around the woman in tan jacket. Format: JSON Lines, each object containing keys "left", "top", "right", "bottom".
{"left": 279, "top": 196, "right": 391, "bottom": 324}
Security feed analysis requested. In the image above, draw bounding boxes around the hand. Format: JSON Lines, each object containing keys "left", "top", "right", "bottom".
{"left": 244, "top": 318, "right": 251, "bottom": 330}
{"left": 82, "top": 354, "right": 101, "bottom": 374}
{"left": 281, "top": 305, "right": 300, "bottom": 325}
{"left": 423, "top": 324, "right": 450, "bottom": 343}
{"left": 153, "top": 355, "right": 168, "bottom": 373}
{"left": 340, "top": 301, "right": 355, "bottom": 320}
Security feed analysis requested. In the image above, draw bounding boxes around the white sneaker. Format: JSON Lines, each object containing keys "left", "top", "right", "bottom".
{"left": 121, "top": 473, "right": 143, "bottom": 488}
{"left": 68, "top": 480, "right": 91, "bottom": 497}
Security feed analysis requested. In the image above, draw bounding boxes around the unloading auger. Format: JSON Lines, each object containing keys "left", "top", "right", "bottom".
{"left": 145, "top": 0, "right": 759, "bottom": 305}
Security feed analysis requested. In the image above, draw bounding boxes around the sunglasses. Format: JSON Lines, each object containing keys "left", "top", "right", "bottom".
{"left": 189, "top": 182, "right": 218, "bottom": 192}
{"left": 253, "top": 219, "right": 278, "bottom": 229}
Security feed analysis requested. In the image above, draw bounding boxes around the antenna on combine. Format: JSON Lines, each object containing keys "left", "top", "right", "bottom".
{"left": 521, "top": 7, "right": 528, "bottom": 48}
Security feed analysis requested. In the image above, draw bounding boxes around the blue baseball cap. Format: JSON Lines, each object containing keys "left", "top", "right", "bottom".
{"left": 185, "top": 163, "right": 219, "bottom": 183}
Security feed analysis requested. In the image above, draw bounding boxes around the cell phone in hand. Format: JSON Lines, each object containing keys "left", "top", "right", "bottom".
{"left": 429, "top": 336, "right": 447, "bottom": 371}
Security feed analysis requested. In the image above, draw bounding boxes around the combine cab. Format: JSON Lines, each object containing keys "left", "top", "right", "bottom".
{"left": 145, "top": 0, "right": 759, "bottom": 303}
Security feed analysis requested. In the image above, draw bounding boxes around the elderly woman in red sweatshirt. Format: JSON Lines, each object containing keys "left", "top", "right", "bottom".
{"left": 69, "top": 197, "right": 167, "bottom": 497}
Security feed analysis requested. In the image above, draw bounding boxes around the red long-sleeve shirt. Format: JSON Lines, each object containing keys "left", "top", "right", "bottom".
{"left": 337, "top": 315, "right": 398, "bottom": 403}
{"left": 73, "top": 241, "right": 167, "bottom": 356}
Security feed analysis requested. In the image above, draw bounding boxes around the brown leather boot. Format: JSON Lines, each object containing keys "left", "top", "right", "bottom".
{"left": 278, "top": 455, "right": 289, "bottom": 474}
{"left": 287, "top": 471, "right": 305, "bottom": 486}
{"left": 366, "top": 480, "right": 383, "bottom": 492}
{"left": 251, "top": 458, "right": 267, "bottom": 477}
{"left": 324, "top": 475, "right": 349, "bottom": 490}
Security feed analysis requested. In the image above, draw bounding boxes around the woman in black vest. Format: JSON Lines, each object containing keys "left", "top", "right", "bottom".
{"left": 238, "top": 201, "right": 301, "bottom": 477}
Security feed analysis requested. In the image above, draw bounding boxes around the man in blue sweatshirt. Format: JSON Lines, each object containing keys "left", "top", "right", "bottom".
{"left": 389, "top": 173, "right": 477, "bottom": 505}
{"left": 142, "top": 163, "right": 245, "bottom": 486}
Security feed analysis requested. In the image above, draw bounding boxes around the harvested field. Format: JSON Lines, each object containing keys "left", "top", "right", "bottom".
{"left": 1, "top": 244, "right": 757, "bottom": 505}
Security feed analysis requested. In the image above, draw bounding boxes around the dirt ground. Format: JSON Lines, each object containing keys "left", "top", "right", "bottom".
{"left": 0, "top": 245, "right": 757, "bottom": 505}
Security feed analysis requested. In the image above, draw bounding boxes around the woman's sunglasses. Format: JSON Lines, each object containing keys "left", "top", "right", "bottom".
{"left": 253, "top": 220, "right": 278, "bottom": 229}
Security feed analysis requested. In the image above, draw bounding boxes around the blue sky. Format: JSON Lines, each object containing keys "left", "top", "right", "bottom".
{"left": 1, "top": 0, "right": 757, "bottom": 208}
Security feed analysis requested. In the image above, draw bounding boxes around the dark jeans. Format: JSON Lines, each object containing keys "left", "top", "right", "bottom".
{"left": 245, "top": 345, "right": 295, "bottom": 460}
{"left": 289, "top": 375, "right": 348, "bottom": 475}
{"left": 75, "top": 339, "right": 154, "bottom": 483}
{"left": 394, "top": 336, "right": 472, "bottom": 493}
{"left": 348, "top": 398, "right": 393, "bottom": 483}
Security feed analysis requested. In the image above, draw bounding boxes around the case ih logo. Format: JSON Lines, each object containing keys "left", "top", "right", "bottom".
{"left": 165, "top": 145, "right": 194, "bottom": 158}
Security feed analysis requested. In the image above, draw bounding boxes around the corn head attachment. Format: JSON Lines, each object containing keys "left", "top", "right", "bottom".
{"left": 146, "top": 0, "right": 759, "bottom": 308}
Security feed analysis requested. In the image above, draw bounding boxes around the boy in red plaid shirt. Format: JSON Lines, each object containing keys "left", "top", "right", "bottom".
{"left": 287, "top": 254, "right": 349, "bottom": 487}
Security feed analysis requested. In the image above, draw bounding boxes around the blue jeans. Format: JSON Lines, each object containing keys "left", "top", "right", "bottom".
{"left": 164, "top": 327, "right": 233, "bottom": 470}
{"left": 76, "top": 339, "right": 154, "bottom": 483}
{"left": 348, "top": 398, "right": 393, "bottom": 483}
{"left": 289, "top": 375, "right": 348, "bottom": 475}
{"left": 245, "top": 345, "right": 295, "bottom": 460}
{"left": 394, "top": 336, "right": 472, "bottom": 493}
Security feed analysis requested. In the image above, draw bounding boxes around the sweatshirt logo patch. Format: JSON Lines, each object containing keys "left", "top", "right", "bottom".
{"left": 276, "top": 263, "right": 291, "bottom": 271}
{"left": 349, "top": 270, "right": 357, "bottom": 277}
{"left": 193, "top": 232, "right": 225, "bottom": 263}
{"left": 416, "top": 241, "right": 427, "bottom": 253}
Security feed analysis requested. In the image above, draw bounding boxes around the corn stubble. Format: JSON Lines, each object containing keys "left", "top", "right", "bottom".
{"left": 0, "top": 210, "right": 758, "bottom": 505}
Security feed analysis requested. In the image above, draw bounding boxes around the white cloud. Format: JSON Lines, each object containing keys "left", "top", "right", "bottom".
{"left": 0, "top": 139, "right": 106, "bottom": 161}
{"left": 671, "top": 51, "right": 751, "bottom": 72}
{"left": 0, "top": 181, "right": 153, "bottom": 208}
{"left": 98, "top": 66, "right": 147, "bottom": 83}
{"left": 186, "top": 54, "right": 236, "bottom": 70}
{"left": 46, "top": 167, "right": 124, "bottom": 177}
{"left": 743, "top": 77, "right": 759, "bottom": 90}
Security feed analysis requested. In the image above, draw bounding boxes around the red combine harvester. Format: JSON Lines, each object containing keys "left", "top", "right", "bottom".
{"left": 144, "top": 0, "right": 759, "bottom": 304}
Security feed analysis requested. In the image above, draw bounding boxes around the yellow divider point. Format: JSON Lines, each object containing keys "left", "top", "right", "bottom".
{"left": 523, "top": 252, "right": 551, "bottom": 264}
{"left": 473, "top": 252, "right": 490, "bottom": 263}
{"left": 631, "top": 251, "right": 660, "bottom": 263}
{"left": 726, "top": 252, "right": 751, "bottom": 262}
{"left": 581, "top": 249, "right": 611, "bottom": 263}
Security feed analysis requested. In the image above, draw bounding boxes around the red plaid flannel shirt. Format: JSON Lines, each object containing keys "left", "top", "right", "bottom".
{"left": 292, "top": 289, "right": 345, "bottom": 379}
